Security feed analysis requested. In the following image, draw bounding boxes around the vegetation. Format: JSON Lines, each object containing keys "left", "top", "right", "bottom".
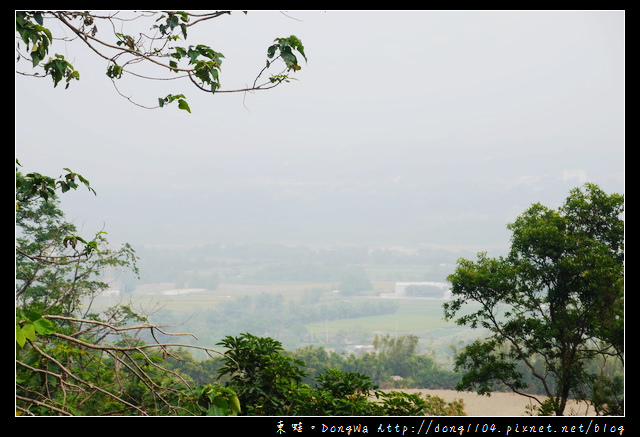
{"left": 15, "top": 164, "right": 461, "bottom": 416}
{"left": 16, "top": 11, "right": 306, "bottom": 112}
{"left": 290, "top": 334, "right": 459, "bottom": 390}
{"left": 15, "top": 9, "right": 306, "bottom": 416}
{"left": 213, "top": 333, "right": 465, "bottom": 416}
{"left": 16, "top": 164, "right": 239, "bottom": 415}
{"left": 150, "top": 293, "right": 401, "bottom": 352}
{"left": 123, "top": 242, "right": 460, "bottom": 290}
{"left": 16, "top": 168, "right": 622, "bottom": 416}
{"left": 16, "top": 11, "right": 623, "bottom": 417}
{"left": 15, "top": 11, "right": 461, "bottom": 416}
{"left": 444, "top": 184, "right": 624, "bottom": 416}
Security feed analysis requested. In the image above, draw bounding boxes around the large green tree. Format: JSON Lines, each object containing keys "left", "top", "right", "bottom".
{"left": 443, "top": 183, "right": 624, "bottom": 416}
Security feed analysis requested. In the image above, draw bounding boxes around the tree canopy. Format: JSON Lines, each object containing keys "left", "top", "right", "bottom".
{"left": 443, "top": 183, "right": 624, "bottom": 416}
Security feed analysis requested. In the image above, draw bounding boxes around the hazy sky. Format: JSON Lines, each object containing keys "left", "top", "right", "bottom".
{"left": 15, "top": 10, "right": 625, "bottom": 252}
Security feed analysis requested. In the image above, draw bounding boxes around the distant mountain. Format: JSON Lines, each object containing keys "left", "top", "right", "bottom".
{"left": 61, "top": 140, "right": 623, "bottom": 251}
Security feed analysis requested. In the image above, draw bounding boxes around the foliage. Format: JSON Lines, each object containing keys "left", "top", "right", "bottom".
{"left": 216, "top": 333, "right": 466, "bottom": 416}
{"left": 182, "top": 383, "right": 241, "bottom": 416}
{"left": 301, "top": 369, "right": 380, "bottom": 416}
{"left": 15, "top": 165, "right": 235, "bottom": 416}
{"left": 216, "top": 333, "right": 307, "bottom": 415}
{"left": 16, "top": 160, "right": 95, "bottom": 206}
{"left": 326, "top": 334, "right": 458, "bottom": 390}
{"left": 405, "top": 284, "right": 444, "bottom": 297}
{"left": 150, "top": 291, "right": 401, "bottom": 360}
{"left": 16, "top": 10, "right": 467, "bottom": 417}
{"left": 376, "top": 391, "right": 465, "bottom": 416}
{"left": 16, "top": 162, "right": 136, "bottom": 315}
{"left": 16, "top": 11, "right": 307, "bottom": 112}
{"left": 15, "top": 9, "right": 311, "bottom": 415}
{"left": 15, "top": 165, "right": 463, "bottom": 416}
{"left": 443, "top": 184, "right": 624, "bottom": 416}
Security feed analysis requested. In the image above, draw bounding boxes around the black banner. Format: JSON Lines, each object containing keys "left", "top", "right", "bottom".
{"left": 236, "top": 416, "right": 627, "bottom": 435}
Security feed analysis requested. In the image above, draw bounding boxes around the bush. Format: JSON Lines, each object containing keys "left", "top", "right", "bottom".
{"left": 216, "top": 333, "right": 466, "bottom": 416}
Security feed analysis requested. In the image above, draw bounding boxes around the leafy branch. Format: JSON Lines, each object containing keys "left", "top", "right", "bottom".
{"left": 16, "top": 11, "right": 308, "bottom": 112}
{"left": 16, "top": 160, "right": 95, "bottom": 206}
{"left": 16, "top": 313, "right": 235, "bottom": 416}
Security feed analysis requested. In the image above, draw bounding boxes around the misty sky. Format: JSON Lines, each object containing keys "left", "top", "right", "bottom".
{"left": 15, "top": 10, "right": 625, "bottom": 253}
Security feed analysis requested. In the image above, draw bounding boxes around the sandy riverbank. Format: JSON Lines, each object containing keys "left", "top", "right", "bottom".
{"left": 390, "top": 389, "right": 595, "bottom": 416}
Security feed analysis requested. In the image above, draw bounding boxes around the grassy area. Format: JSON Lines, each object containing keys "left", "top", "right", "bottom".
{"left": 91, "top": 282, "right": 483, "bottom": 361}
{"left": 305, "top": 298, "right": 452, "bottom": 334}
{"left": 95, "top": 282, "right": 333, "bottom": 313}
{"left": 96, "top": 283, "right": 460, "bottom": 335}
{"left": 91, "top": 289, "right": 227, "bottom": 313}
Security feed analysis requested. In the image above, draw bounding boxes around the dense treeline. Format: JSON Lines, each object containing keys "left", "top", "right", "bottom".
{"left": 146, "top": 292, "right": 400, "bottom": 357}
{"left": 291, "top": 334, "right": 459, "bottom": 390}
{"left": 167, "top": 333, "right": 466, "bottom": 416}
{"left": 172, "top": 333, "right": 459, "bottom": 391}
{"left": 120, "top": 242, "right": 465, "bottom": 291}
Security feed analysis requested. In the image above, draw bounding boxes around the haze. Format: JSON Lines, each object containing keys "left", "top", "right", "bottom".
{"left": 15, "top": 10, "right": 624, "bottom": 254}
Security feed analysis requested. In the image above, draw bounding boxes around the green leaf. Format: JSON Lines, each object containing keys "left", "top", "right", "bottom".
{"left": 21, "top": 323, "right": 37, "bottom": 344}
{"left": 106, "top": 64, "right": 123, "bottom": 79}
{"left": 206, "top": 404, "right": 226, "bottom": 416}
{"left": 33, "top": 12, "right": 44, "bottom": 26}
{"left": 16, "top": 325, "right": 27, "bottom": 348}
{"left": 178, "top": 99, "right": 191, "bottom": 113}
{"left": 33, "top": 317, "right": 57, "bottom": 335}
{"left": 231, "top": 394, "right": 241, "bottom": 414}
{"left": 25, "top": 310, "right": 43, "bottom": 322}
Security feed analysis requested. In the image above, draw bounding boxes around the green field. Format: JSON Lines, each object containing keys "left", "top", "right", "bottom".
{"left": 95, "top": 282, "right": 331, "bottom": 313}
{"left": 92, "top": 281, "right": 484, "bottom": 362}
{"left": 305, "top": 298, "right": 450, "bottom": 334}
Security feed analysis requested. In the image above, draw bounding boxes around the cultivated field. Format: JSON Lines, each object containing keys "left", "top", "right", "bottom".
{"left": 393, "top": 389, "right": 595, "bottom": 416}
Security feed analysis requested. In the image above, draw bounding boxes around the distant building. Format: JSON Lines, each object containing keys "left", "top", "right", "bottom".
{"left": 345, "top": 344, "right": 375, "bottom": 355}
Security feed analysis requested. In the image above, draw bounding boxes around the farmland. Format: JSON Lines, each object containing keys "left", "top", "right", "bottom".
{"left": 95, "top": 278, "right": 483, "bottom": 366}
